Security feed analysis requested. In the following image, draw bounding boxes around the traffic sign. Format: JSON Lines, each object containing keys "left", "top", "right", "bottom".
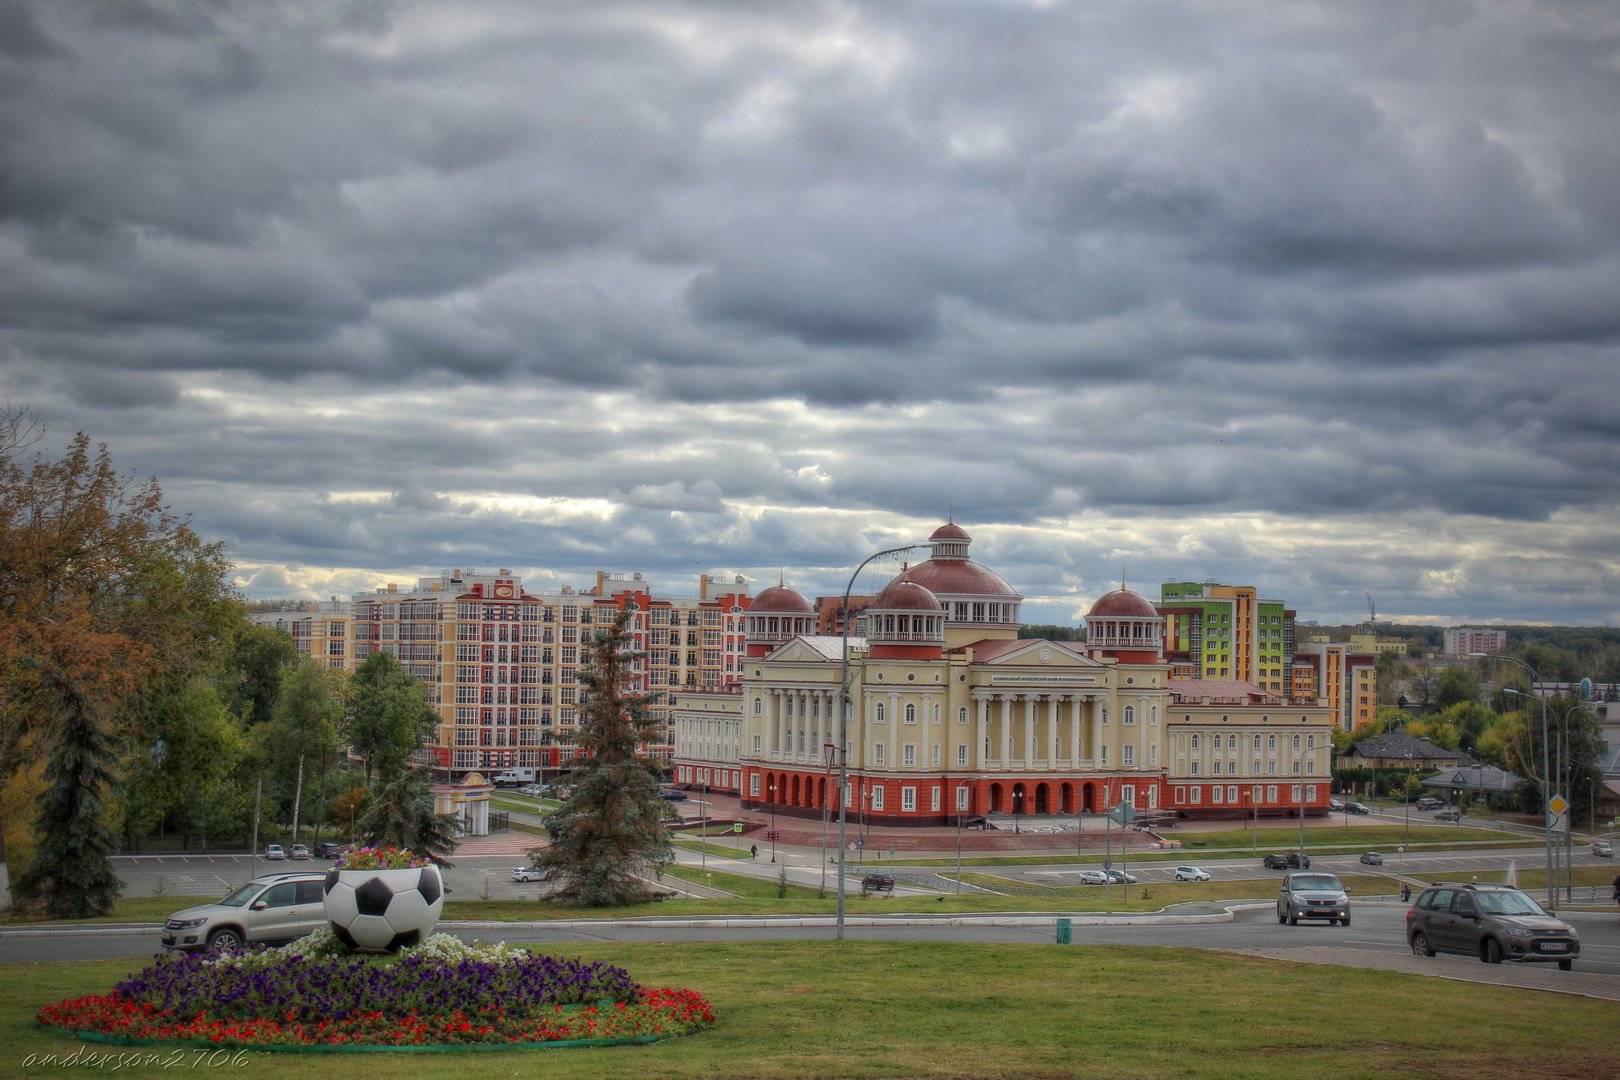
{"left": 1548, "top": 793, "right": 1569, "bottom": 817}
{"left": 1108, "top": 802, "right": 1137, "bottom": 826}
{"left": 732, "top": 823, "right": 743, "bottom": 833}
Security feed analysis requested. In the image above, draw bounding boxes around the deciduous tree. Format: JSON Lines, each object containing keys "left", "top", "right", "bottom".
{"left": 346, "top": 652, "right": 435, "bottom": 786}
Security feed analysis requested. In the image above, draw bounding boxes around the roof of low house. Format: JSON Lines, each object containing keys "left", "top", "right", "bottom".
{"left": 1421, "top": 765, "right": 1523, "bottom": 791}
{"left": 1349, "top": 731, "right": 1465, "bottom": 761}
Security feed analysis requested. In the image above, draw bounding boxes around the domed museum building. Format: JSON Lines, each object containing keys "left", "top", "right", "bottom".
{"left": 671, "top": 523, "right": 1334, "bottom": 825}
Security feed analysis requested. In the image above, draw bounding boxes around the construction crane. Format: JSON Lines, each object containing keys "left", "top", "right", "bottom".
{"left": 1366, "top": 593, "right": 1377, "bottom": 631}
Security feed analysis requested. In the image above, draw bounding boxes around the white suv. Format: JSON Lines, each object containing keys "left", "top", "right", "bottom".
{"left": 162, "top": 873, "right": 328, "bottom": 953}
{"left": 1174, "top": 865, "right": 1211, "bottom": 881}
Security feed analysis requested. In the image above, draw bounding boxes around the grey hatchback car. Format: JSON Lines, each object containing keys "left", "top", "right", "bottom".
{"left": 1406, "top": 883, "right": 1578, "bottom": 970}
{"left": 1277, "top": 872, "right": 1350, "bottom": 926}
{"left": 162, "top": 873, "right": 328, "bottom": 953}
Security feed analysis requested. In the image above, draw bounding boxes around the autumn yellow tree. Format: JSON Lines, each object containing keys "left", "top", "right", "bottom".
{"left": 1, "top": 412, "right": 236, "bottom": 916}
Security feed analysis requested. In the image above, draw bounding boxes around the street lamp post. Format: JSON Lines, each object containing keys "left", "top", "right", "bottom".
{"left": 1502, "top": 677, "right": 1555, "bottom": 908}
{"left": 836, "top": 542, "right": 927, "bottom": 942}
{"left": 768, "top": 780, "right": 778, "bottom": 863}
{"left": 820, "top": 742, "right": 836, "bottom": 898}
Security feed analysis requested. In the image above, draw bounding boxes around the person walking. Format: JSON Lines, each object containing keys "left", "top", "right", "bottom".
{"left": 750, "top": 844, "right": 758, "bottom": 860}
{"left": 1401, "top": 883, "right": 1411, "bottom": 904}
{"left": 1611, "top": 872, "right": 1619, "bottom": 920}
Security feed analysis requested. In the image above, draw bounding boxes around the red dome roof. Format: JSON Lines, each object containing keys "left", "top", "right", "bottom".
{"left": 1088, "top": 588, "right": 1159, "bottom": 619}
{"left": 930, "top": 521, "right": 971, "bottom": 541}
{"left": 750, "top": 584, "right": 813, "bottom": 613}
{"left": 869, "top": 578, "right": 943, "bottom": 612}
{"left": 903, "top": 559, "right": 1018, "bottom": 598}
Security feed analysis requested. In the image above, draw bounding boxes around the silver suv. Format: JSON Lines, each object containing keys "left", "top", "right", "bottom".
{"left": 162, "top": 873, "right": 327, "bottom": 953}
{"left": 1277, "top": 872, "right": 1350, "bottom": 926}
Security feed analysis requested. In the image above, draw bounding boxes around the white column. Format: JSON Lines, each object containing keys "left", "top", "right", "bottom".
{"left": 1047, "top": 695, "right": 1060, "bottom": 766}
{"left": 888, "top": 691, "right": 900, "bottom": 773}
{"left": 975, "top": 695, "right": 989, "bottom": 769}
{"left": 1069, "top": 694, "right": 1082, "bottom": 767}
{"left": 1024, "top": 695, "right": 1037, "bottom": 768}
{"left": 1000, "top": 694, "right": 1014, "bottom": 768}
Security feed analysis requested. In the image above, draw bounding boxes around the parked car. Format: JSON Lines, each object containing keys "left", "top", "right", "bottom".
{"left": 264, "top": 844, "right": 286, "bottom": 860}
{"left": 1406, "top": 882, "right": 1578, "bottom": 970}
{"left": 1434, "top": 810, "right": 1461, "bottom": 822}
{"left": 1592, "top": 840, "right": 1613, "bottom": 857}
{"left": 511, "top": 866, "right": 550, "bottom": 883}
{"left": 656, "top": 790, "right": 688, "bottom": 802}
{"left": 1077, "top": 870, "right": 1111, "bottom": 885}
{"left": 312, "top": 842, "right": 343, "bottom": 859}
{"left": 1343, "top": 801, "right": 1371, "bottom": 815}
{"left": 1174, "top": 865, "right": 1211, "bottom": 882}
{"left": 1263, "top": 852, "right": 1291, "bottom": 869}
{"left": 1416, "top": 797, "right": 1445, "bottom": 811}
{"left": 1277, "top": 872, "right": 1351, "bottom": 926}
{"left": 862, "top": 873, "right": 895, "bottom": 892}
{"left": 1328, "top": 799, "right": 1344, "bottom": 812}
{"left": 517, "top": 784, "right": 544, "bottom": 797}
{"left": 288, "top": 843, "right": 310, "bottom": 860}
{"left": 1104, "top": 869, "right": 1139, "bottom": 885}
{"left": 1360, "top": 851, "right": 1383, "bottom": 866}
{"left": 162, "top": 873, "right": 328, "bottom": 953}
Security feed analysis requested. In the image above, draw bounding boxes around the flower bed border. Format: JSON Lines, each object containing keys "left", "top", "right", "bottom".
{"left": 41, "top": 1026, "right": 671, "bottom": 1054}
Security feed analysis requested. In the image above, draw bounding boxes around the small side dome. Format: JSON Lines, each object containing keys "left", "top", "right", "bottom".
{"left": 870, "top": 578, "right": 943, "bottom": 612}
{"left": 750, "top": 584, "right": 813, "bottom": 613}
{"left": 1088, "top": 588, "right": 1158, "bottom": 619}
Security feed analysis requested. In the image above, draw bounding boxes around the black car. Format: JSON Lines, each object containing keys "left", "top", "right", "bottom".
{"left": 312, "top": 842, "right": 344, "bottom": 859}
{"left": 656, "top": 790, "right": 688, "bottom": 802}
{"left": 862, "top": 873, "right": 895, "bottom": 892}
{"left": 1263, "top": 853, "right": 1291, "bottom": 869}
{"left": 1343, "top": 801, "right": 1371, "bottom": 815}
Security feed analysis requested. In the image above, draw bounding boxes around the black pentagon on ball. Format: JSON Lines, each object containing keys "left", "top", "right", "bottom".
{"left": 323, "top": 868, "right": 341, "bottom": 895}
{"left": 416, "top": 867, "right": 441, "bottom": 905}
{"left": 331, "top": 922, "right": 360, "bottom": 951}
{"left": 354, "top": 875, "right": 395, "bottom": 917}
{"left": 387, "top": 928, "right": 422, "bottom": 952}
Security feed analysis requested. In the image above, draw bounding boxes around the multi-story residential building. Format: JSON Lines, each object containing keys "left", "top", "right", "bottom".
{"left": 1292, "top": 640, "right": 1377, "bottom": 732}
{"left": 672, "top": 523, "right": 1334, "bottom": 823}
{"left": 1158, "top": 582, "right": 1294, "bottom": 696}
{"left": 251, "top": 569, "right": 753, "bottom": 780}
{"left": 1443, "top": 627, "right": 1509, "bottom": 656}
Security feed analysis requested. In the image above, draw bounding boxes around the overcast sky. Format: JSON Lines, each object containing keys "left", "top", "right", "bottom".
{"left": 3, "top": 1, "right": 1618, "bottom": 628}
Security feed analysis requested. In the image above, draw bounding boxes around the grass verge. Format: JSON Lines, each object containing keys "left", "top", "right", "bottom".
{"left": 9, "top": 941, "right": 1620, "bottom": 1078}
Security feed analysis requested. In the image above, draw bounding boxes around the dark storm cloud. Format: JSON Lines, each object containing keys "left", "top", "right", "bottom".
{"left": 3, "top": 0, "right": 1618, "bottom": 626}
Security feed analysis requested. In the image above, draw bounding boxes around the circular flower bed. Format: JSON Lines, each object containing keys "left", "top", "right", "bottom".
{"left": 37, "top": 930, "right": 716, "bottom": 1051}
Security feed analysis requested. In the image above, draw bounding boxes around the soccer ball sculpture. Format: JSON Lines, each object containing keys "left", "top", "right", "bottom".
{"left": 322, "top": 866, "right": 444, "bottom": 952}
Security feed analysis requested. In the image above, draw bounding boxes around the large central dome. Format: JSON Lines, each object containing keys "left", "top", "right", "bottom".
{"left": 884, "top": 522, "right": 1022, "bottom": 639}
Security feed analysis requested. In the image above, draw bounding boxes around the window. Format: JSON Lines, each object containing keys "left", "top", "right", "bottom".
{"left": 958, "top": 707, "right": 968, "bottom": 724}
{"left": 1191, "top": 786, "right": 1202, "bottom": 804}
{"left": 1228, "top": 786, "right": 1238, "bottom": 803}
{"left": 902, "top": 787, "right": 916, "bottom": 812}
{"left": 1292, "top": 734, "right": 1301, "bottom": 749}
{"left": 958, "top": 744, "right": 968, "bottom": 766}
{"left": 1228, "top": 761, "right": 1237, "bottom": 774}
{"left": 1190, "top": 761, "right": 1200, "bottom": 775}
{"left": 875, "top": 703, "right": 886, "bottom": 724}
{"left": 1253, "top": 735, "right": 1261, "bottom": 749}
{"left": 1123, "top": 706, "right": 1135, "bottom": 725}
{"left": 753, "top": 698, "right": 762, "bottom": 715}
{"left": 752, "top": 735, "right": 761, "bottom": 752}
{"left": 1229, "top": 734, "right": 1237, "bottom": 749}
{"left": 904, "top": 704, "right": 917, "bottom": 724}
{"left": 1191, "top": 734, "right": 1200, "bottom": 750}
{"left": 933, "top": 703, "right": 941, "bottom": 724}
{"left": 1306, "top": 734, "right": 1316, "bottom": 749}
{"left": 1123, "top": 745, "right": 1134, "bottom": 765}
{"left": 750, "top": 775, "right": 760, "bottom": 796}
{"left": 931, "top": 744, "right": 940, "bottom": 767}
{"left": 956, "top": 787, "right": 969, "bottom": 811}
{"left": 871, "top": 788, "right": 885, "bottom": 811}
{"left": 1150, "top": 744, "right": 1157, "bottom": 766}
{"left": 1211, "top": 785, "right": 1222, "bottom": 804}
{"left": 1100, "top": 746, "right": 1109, "bottom": 765}
{"left": 1268, "top": 734, "right": 1276, "bottom": 749}
{"left": 931, "top": 787, "right": 941, "bottom": 812}
{"left": 874, "top": 744, "right": 885, "bottom": 766}
{"left": 903, "top": 744, "right": 916, "bottom": 767}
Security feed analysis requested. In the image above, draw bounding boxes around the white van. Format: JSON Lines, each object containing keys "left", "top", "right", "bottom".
{"left": 491, "top": 768, "right": 537, "bottom": 786}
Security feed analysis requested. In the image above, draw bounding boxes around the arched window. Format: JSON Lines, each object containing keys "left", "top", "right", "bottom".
{"left": 1191, "top": 734, "right": 1201, "bottom": 750}
{"left": 904, "top": 703, "right": 917, "bottom": 724}
{"left": 1268, "top": 734, "right": 1277, "bottom": 749}
{"left": 1292, "top": 734, "right": 1301, "bottom": 749}
{"left": 1123, "top": 706, "right": 1135, "bottom": 724}
{"left": 875, "top": 703, "right": 885, "bottom": 723}
{"left": 752, "top": 698, "right": 762, "bottom": 715}
{"left": 958, "top": 707, "right": 968, "bottom": 724}
{"left": 1228, "top": 734, "right": 1237, "bottom": 749}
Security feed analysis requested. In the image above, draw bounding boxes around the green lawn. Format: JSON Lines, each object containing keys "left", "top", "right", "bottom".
{"left": 9, "top": 941, "right": 1619, "bottom": 1078}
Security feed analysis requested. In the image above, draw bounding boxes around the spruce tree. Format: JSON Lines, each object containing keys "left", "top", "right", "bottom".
{"left": 533, "top": 607, "right": 672, "bottom": 905}
{"left": 355, "top": 768, "right": 458, "bottom": 866}
{"left": 13, "top": 689, "right": 124, "bottom": 917}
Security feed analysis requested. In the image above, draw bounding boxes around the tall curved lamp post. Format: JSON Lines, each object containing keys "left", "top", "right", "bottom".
{"left": 768, "top": 780, "right": 778, "bottom": 863}
{"left": 1499, "top": 664, "right": 1554, "bottom": 907}
{"left": 836, "top": 541, "right": 928, "bottom": 942}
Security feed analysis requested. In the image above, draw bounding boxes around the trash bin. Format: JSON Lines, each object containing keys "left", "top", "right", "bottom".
{"left": 1056, "top": 918, "right": 1072, "bottom": 945}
